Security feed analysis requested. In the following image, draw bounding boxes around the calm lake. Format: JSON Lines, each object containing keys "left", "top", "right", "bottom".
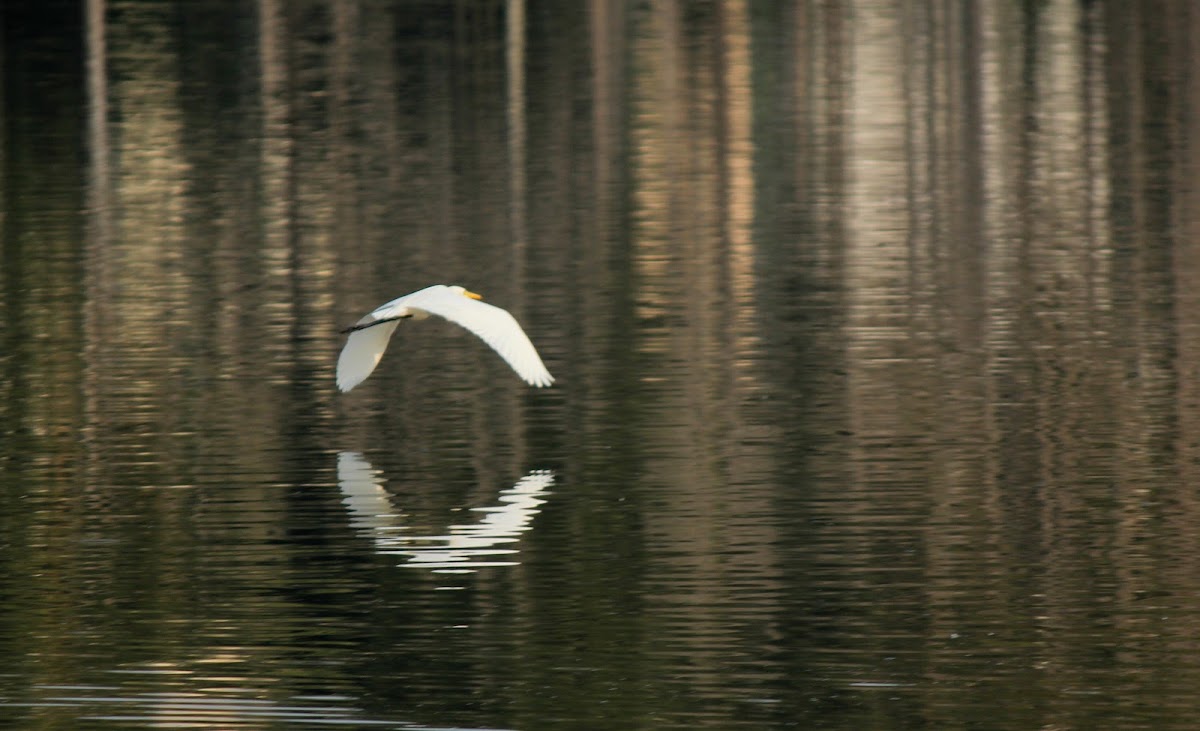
{"left": 4, "top": 1, "right": 1200, "bottom": 729}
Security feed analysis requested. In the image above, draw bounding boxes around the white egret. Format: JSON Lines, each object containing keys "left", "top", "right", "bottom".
{"left": 336, "top": 284, "right": 554, "bottom": 392}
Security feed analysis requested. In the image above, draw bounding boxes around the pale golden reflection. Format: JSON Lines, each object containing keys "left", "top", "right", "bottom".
{"left": 28, "top": 672, "right": 397, "bottom": 728}
{"left": 88, "top": 0, "right": 190, "bottom": 346}
{"left": 337, "top": 452, "right": 553, "bottom": 574}
{"left": 622, "top": 0, "right": 782, "bottom": 703}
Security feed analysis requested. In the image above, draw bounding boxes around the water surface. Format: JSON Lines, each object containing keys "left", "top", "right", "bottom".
{"left": 3, "top": 1, "right": 1200, "bottom": 729}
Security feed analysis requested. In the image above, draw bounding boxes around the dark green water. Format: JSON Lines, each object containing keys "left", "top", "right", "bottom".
{"left": 3, "top": 1, "right": 1200, "bottom": 729}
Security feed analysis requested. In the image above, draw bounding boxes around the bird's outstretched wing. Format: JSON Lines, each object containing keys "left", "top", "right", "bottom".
{"left": 404, "top": 286, "right": 554, "bottom": 388}
{"left": 336, "top": 318, "right": 402, "bottom": 392}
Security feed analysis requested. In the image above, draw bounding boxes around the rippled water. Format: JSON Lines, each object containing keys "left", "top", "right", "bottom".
{"left": 5, "top": 1, "right": 1200, "bottom": 729}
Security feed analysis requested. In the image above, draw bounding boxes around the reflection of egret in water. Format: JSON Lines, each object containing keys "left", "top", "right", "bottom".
{"left": 336, "top": 452, "right": 553, "bottom": 573}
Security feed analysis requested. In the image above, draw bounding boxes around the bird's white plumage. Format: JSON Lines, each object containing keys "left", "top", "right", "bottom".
{"left": 336, "top": 285, "right": 554, "bottom": 392}
{"left": 336, "top": 319, "right": 401, "bottom": 393}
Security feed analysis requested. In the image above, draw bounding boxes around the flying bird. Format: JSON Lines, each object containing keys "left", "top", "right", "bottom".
{"left": 336, "top": 285, "right": 554, "bottom": 392}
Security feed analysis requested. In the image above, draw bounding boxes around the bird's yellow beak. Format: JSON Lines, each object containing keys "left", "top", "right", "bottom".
{"left": 464, "top": 290, "right": 483, "bottom": 300}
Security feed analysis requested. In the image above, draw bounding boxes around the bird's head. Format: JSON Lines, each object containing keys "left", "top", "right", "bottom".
{"left": 449, "top": 285, "right": 483, "bottom": 300}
